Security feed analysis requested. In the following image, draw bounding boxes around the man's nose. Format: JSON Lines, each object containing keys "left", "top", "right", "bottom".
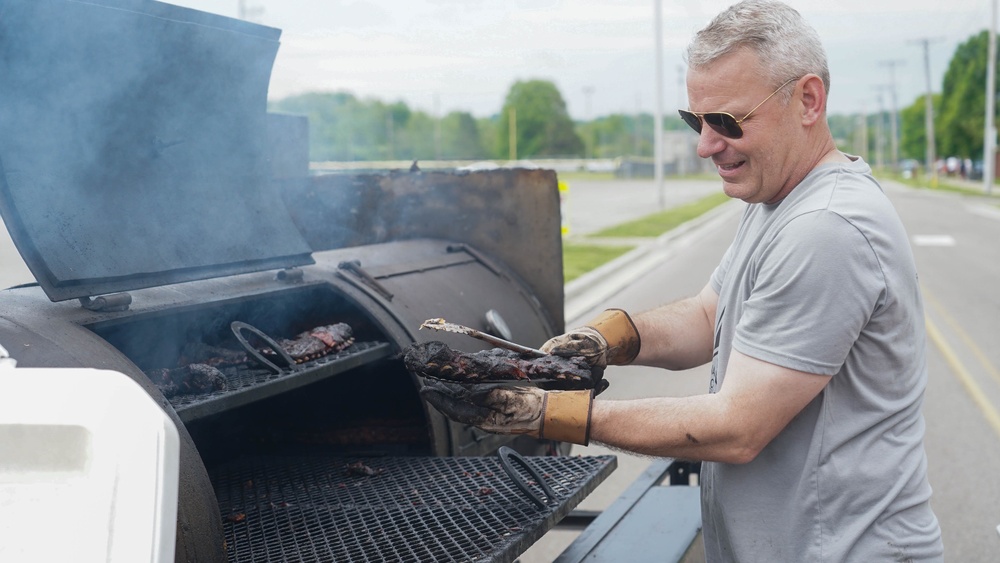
{"left": 696, "top": 127, "right": 727, "bottom": 159}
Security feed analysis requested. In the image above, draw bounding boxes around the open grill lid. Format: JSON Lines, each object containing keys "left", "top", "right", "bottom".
{"left": 0, "top": 0, "right": 314, "bottom": 302}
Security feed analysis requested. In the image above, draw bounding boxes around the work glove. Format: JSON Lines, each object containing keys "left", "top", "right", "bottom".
{"left": 420, "top": 380, "right": 594, "bottom": 445}
{"left": 541, "top": 308, "right": 641, "bottom": 368}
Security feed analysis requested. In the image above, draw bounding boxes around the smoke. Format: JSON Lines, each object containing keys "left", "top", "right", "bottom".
{"left": 0, "top": 0, "right": 312, "bottom": 301}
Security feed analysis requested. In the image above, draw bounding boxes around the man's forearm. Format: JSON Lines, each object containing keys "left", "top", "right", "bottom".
{"left": 589, "top": 395, "right": 755, "bottom": 463}
{"left": 632, "top": 292, "right": 715, "bottom": 370}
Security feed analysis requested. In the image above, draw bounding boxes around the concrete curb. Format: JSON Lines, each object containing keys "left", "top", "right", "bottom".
{"left": 563, "top": 199, "right": 743, "bottom": 325}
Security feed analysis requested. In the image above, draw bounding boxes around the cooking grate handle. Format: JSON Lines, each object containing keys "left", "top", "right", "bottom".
{"left": 230, "top": 321, "right": 296, "bottom": 375}
{"left": 497, "top": 446, "right": 558, "bottom": 510}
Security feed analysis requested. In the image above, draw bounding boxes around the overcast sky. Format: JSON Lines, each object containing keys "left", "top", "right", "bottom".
{"left": 169, "top": 0, "right": 989, "bottom": 119}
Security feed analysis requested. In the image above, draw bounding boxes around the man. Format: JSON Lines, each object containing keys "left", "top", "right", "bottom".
{"left": 421, "top": 1, "right": 944, "bottom": 560}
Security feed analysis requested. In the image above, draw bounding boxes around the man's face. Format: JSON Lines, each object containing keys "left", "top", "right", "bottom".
{"left": 686, "top": 51, "right": 800, "bottom": 204}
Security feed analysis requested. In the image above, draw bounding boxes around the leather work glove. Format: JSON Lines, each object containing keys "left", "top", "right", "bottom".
{"left": 420, "top": 380, "right": 594, "bottom": 445}
{"left": 541, "top": 308, "right": 641, "bottom": 368}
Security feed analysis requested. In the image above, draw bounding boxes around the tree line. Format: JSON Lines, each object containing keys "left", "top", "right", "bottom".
{"left": 269, "top": 29, "right": 994, "bottom": 166}
{"left": 268, "top": 80, "right": 687, "bottom": 162}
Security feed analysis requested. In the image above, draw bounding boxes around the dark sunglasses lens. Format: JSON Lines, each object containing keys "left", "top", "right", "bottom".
{"left": 678, "top": 110, "right": 702, "bottom": 133}
{"left": 703, "top": 113, "right": 743, "bottom": 139}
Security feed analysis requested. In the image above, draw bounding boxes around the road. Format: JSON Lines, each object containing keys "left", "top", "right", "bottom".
{"left": 520, "top": 178, "right": 1000, "bottom": 562}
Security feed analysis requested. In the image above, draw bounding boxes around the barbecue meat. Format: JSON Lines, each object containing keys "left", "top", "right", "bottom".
{"left": 261, "top": 323, "right": 355, "bottom": 364}
{"left": 403, "top": 341, "right": 592, "bottom": 387}
{"left": 150, "top": 363, "right": 228, "bottom": 398}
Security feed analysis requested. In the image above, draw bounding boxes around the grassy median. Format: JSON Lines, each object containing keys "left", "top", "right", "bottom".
{"left": 562, "top": 191, "right": 730, "bottom": 283}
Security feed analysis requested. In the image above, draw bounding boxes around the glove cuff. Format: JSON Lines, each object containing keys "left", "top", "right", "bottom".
{"left": 589, "top": 309, "right": 640, "bottom": 365}
{"left": 539, "top": 389, "right": 593, "bottom": 445}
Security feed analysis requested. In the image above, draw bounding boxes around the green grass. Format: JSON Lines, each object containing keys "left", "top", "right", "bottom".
{"left": 561, "top": 243, "right": 635, "bottom": 283}
{"left": 557, "top": 171, "right": 618, "bottom": 181}
{"left": 590, "top": 191, "right": 731, "bottom": 238}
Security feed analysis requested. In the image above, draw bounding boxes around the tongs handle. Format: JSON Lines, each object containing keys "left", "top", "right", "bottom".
{"left": 497, "top": 446, "right": 557, "bottom": 510}
{"left": 420, "top": 318, "right": 547, "bottom": 358}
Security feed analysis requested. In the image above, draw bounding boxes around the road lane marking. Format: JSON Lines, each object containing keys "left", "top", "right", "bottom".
{"left": 925, "top": 316, "right": 1000, "bottom": 440}
{"left": 923, "top": 289, "right": 1000, "bottom": 389}
{"left": 912, "top": 234, "right": 956, "bottom": 247}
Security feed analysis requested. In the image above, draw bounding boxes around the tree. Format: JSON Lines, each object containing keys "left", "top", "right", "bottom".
{"left": 937, "top": 30, "right": 993, "bottom": 159}
{"left": 899, "top": 94, "right": 942, "bottom": 162}
{"left": 270, "top": 93, "right": 491, "bottom": 161}
{"left": 498, "top": 80, "right": 583, "bottom": 158}
{"left": 440, "top": 111, "right": 487, "bottom": 160}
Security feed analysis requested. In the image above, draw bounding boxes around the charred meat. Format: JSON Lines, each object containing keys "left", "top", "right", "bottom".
{"left": 261, "top": 323, "right": 355, "bottom": 364}
{"left": 402, "top": 341, "right": 592, "bottom": 388}
{"left": 150, "top": 363, "right": 228, "bottom": 398}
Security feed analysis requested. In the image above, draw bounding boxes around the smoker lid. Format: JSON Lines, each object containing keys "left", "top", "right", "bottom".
{"left": 0, "top": 0, "right": 314, "bottom": 302}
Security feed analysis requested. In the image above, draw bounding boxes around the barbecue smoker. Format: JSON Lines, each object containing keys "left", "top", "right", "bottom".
{"left": 0, "top": 1, "right": 615, "bottom": 561}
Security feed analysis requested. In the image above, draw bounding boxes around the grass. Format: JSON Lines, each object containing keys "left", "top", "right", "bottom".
{"left": 561, "top": 243, "right": 635, "bottom": 283}
{"left": 561, "top": 191, "right": 732, "bottom": 283}
{"left": 590, "top": 191, "right": 731, "bottom": 238}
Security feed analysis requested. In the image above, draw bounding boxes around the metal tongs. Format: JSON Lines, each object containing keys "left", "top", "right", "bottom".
{"left": 419, "top": 318, "right": 547, "bottom": 358}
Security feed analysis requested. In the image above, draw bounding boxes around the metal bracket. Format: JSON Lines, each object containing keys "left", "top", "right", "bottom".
{"left": 337, "top": 260, "right": 394, "bottom": 301}
{"left": 275, "top": 267, "right": 304, "bottom": 283}
{"left": 78, "top": 293, "right": 132, "bottom": 312}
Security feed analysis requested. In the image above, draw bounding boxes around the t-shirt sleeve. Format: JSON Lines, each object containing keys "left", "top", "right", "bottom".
{"left": 711, "top": 234, "right": 736, "bottom": 295}
{"left": 733, "top": 210, "right": 885, "bottom": 376}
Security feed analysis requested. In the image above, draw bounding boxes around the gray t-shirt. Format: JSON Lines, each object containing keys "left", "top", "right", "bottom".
{"left": 703, "top": 157, "right": 943, "bottom": 562}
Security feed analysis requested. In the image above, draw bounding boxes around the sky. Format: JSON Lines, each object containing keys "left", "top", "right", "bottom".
{"left": 168, "top": 0, "right": 991, "bottom": 120}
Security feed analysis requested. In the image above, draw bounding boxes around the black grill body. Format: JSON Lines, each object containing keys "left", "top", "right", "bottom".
{"left": 0, "top": 1, "right": 612, "bottom": 561}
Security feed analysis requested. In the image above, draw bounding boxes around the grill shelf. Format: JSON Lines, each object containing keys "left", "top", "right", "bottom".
{"left": 211, "top": 453, "right": 617, "bottom": 563}
{"left": 169, "top": 341, "right": 394, "bottom": 423}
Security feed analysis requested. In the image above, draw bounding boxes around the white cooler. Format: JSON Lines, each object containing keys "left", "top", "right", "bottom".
{"left": 0, "top": 346, "right": 179, "bottom": 562}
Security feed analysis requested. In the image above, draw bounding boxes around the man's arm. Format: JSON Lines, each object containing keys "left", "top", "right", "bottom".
{"left": 631, "top": 282, "right": 719, "bottom": 371}
{"left": 590, "top": 350, "right": 831, "bottom": 463}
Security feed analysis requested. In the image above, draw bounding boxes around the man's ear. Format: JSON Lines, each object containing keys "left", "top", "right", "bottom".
{"left": 799, "top": 74, "right": 826, "bottom": 126}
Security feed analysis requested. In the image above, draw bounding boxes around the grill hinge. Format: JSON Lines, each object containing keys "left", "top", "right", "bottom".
{"left": 337, "top": 260, "right": 394, "bottom": 301}
{"left": 78, "top": 293, "right": 132, "bottom": 312}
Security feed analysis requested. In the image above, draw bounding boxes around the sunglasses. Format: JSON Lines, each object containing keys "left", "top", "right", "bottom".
{"left": 678, "top": 77, "right": 799, "bottom": 139}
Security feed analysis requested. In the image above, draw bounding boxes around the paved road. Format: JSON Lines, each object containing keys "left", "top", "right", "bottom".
{"left": 521, "top": 179, "right": 1000, "bottom": 561}
{"left": 561, "top": 177, "right": 722, "bottom": 237}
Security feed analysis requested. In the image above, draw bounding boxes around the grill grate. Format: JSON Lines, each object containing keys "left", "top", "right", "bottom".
{"left": 168, "top": 341, "right": 393, "bottom": 422}
{"left": 212, "top": 453, "right": 616, "bottom": 562}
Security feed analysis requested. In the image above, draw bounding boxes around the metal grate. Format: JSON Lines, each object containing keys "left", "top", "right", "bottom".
{"left": 211, "top": 453, "right": 616, "bottom": 562}
{"left": 168, "top": 341, "right": 393, "bottom": 422}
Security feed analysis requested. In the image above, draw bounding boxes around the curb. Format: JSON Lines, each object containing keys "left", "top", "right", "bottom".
{"left": 563, "top": 199, "right": 743, "bottom": 325}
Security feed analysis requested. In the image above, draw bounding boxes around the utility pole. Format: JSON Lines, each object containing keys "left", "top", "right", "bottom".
{"left": 677, "top": 64, "right": 687, "bottom": 175}
{"left": 583, "top": 86, "right": 595, "bottom": 160}
{"left": 508, "top": 108, "right": 517, "bottom": 162}
{"left": 654, "top": 0, "right": 665, "bottom": 208}
{"left": 855, "top": 104, "right": 868, "bottom": 161}
{"left": 986, "top": 0, "right": 997, "bottom": 195}
{"left": 433, "top": 93, "right": 442, "bottom": 161}
{"left": 873, "top": 88, "right": 886, "bottom": 170}
{"left": 911, "top": 38, "right": 942, "bottom": 186}
{"left": 878, "top": 59, "right": 905, "bottom": 171}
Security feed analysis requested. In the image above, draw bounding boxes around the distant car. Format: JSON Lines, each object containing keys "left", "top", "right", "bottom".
{"left": 968, "top": 160, "right": 984, "bottom": 181}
